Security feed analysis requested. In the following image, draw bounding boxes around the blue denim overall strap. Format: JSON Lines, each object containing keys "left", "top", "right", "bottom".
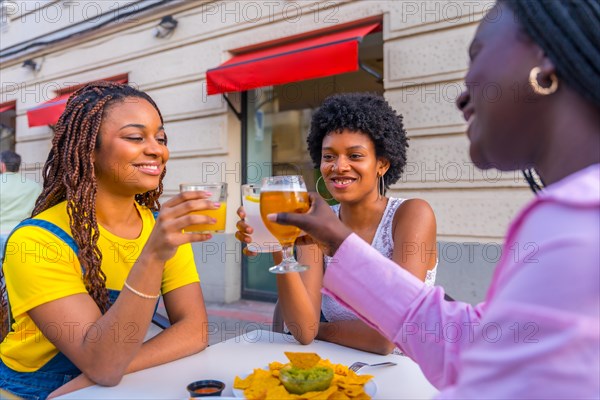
{"left": 3, "top": 214, "right": 161, "bottom": 322}
{"left": 1, "top": 213, "right": 160, "bottom": 399}
{"left": 0, "top": 352, "right": 81, "bottom": 400}
{"left": 1, "top": 210, "right": 158, "bottom": 262}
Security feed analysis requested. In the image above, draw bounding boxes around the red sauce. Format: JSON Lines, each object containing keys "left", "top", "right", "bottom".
{"left": 193, "top": 387, "right": 219, "bottom": 394}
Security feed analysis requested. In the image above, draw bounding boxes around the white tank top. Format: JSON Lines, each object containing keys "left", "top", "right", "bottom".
{"left": 321, "top": 197, "right": 438, "bottom": 322}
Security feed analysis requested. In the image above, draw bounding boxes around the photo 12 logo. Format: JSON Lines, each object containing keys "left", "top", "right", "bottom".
{"left": 1, "top": 1, "right": 140, "bottom": 25}
{"left": 399, "top": 1, "right": 497, "bottom": 24}
{"left": 199, "top": 1, "right": 339, "bottom": 24}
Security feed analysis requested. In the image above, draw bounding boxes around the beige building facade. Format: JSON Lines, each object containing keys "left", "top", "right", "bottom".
{"left": 0, "top": 0, "right": 532, "bottom": 304}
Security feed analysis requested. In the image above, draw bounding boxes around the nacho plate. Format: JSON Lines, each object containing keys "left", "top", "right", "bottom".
{"left": 232, "top": 368, "right": 377, "bottom": 399}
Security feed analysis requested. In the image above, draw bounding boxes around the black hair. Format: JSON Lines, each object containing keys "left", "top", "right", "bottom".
{"left": 501, "top": 0, "right": 599, "bottom": 193}
{"left": 0, "top": 150, "right": 21, "bottom": 172}
{"left": 307, "top": 93, "right": 408, "bottom": 189}
{"left": 502, "top": 0, "right": 600, "bottom": 106}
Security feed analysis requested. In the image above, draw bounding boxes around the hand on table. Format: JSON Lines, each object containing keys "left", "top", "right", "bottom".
{"left": 47, "top": 374, "right": 94, "bottom": 399}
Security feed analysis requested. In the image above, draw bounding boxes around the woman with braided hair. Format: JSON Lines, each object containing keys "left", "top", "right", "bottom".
{"left": 271, "top": 0, "right": 599, "bottom": 397}
{"left": 0, "top": 82, "right": 214, "bottom": 398}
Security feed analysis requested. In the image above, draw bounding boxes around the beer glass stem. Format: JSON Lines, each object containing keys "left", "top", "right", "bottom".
{"left": 281, "top": 245, "right": 294, "bottom": 263}
{"left": 269, "top": 244, "right": 308, "bottom": 273}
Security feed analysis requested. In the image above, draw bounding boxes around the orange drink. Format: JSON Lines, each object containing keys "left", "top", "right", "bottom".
{"left": 260, "top": 175, "right": 309, "bottom": 273}
{"left": 180, "top": 182, "right": 228, "bottom": 233}
{"left": 183, "top": 203, "right": 227, "bottom": 233}
{"left": 260, "top": 191, "right": 309, "bottom": 246}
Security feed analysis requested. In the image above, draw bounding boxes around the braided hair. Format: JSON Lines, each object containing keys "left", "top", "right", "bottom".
{"left": 1, "top": 82, "right": 165, "bottom": 337}
{"left": 501, "top": 0, "right": 600, "bottom": 193}
{"left": 503, "top": 0, "right": 600, "bottom": 106}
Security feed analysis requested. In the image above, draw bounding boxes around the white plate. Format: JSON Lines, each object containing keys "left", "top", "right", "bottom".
{"left": 231, "top": 370, "right": 377, "bottom": 398}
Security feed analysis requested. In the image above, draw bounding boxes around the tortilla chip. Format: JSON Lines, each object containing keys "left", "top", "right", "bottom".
{"left": 265, "top": 385, "right": 294, "bottom": 400}
{"left": 345, "top": 373, "right": 373, "bottom": 385}
{"left": 269, "top": 361, "right": 287, "bottom": 371}
{"left": 233, "top": 374, "right": 253, "bottom": 389}
{"left": 254, "top": 368, "right": 273, "bottom": 380}
{"left": 244, "top": 385, "right": 268, "bottom": 400}
{"left": 342, "top": 384, "right": 365, "bottom": 397}
{"left": 327, "top": 391, "right": 350, "bottom": 400}
{"left": 333, "top": 364, "right": 349, "bottom": 376}
{"left": 352, "top": 392, "right": 371, "bottom": 400}
{"left": 301, "top": 385, "right": 339, "bottom": 400}
{"left": 255, "top": 376, "right": 281, "bottom": 389}
{"left": 266, "top": 385, "right": 296, "bottom": 400}
{"left": 285, "top": 352, "right": 321, "bottom": 369}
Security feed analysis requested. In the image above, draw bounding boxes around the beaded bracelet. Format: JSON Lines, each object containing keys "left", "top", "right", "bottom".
{"left": 123, "top": 281, "right": 160, "bottom": 299}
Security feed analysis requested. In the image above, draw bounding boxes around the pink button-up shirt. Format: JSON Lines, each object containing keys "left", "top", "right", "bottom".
{"left": 322, "top": 164, "right": 600, "bottom": 398}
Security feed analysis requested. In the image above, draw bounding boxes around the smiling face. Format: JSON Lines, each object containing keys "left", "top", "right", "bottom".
{"left": 320, "top": 129, "right": 389, "bottom": 204}
{"left": 93, "top": 97, "right": 168, "bottom": 197}
{"left": 457, "top": 3, "right": 551, "bottom": 171}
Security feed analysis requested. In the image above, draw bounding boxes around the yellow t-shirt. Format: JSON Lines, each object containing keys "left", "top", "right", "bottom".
{"left": 0, "top": 201, "right": 200, "bottom": 372}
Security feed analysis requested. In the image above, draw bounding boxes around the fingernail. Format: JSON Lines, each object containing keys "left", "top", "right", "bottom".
{"left": 203, "top": 192, "right": 213, "bottom": 196}
{"left": 211, "top": 218, "right": 217, "bottom": 223}
{"left": 213, "top": 202, "right": 221, "bottom": 207}
{"left": 267, "top": 213, "right": 277, "bottom": 222}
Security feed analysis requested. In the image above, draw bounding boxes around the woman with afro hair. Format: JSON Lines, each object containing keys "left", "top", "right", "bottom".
{"left": 237, "top": 93, "right": 437, "bottom": 354}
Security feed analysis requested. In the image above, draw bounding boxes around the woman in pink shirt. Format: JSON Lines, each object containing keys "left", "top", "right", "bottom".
{"left": 272, "top": 0, "right": 600, "bottom": 397}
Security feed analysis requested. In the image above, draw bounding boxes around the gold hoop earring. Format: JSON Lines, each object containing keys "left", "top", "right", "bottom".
{"left": 316, "top": 176, "right": 334, "bottom": 201}
{"left": 529, "top": 66, "right": 558, "bottom": 95}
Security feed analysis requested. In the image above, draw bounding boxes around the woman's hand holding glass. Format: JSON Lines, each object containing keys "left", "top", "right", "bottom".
{"left": 268, "top": 193, "right": 352, "bottom": 257}
{"left": 238, "top": 184, "right": 283, "bottom": 254}
{"left": 145, "top": 190, "right": 220, "bottom": 262}
{"left": 179, "top": 183, "right": 227, "bottom": 233}
{"left": 236, "top": 206, "right": 259, "bottom": 257}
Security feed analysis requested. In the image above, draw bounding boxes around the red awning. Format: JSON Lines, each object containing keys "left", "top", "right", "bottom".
{"left": 206, "top": 22, "right": 381, "bottom": 95}
{"left": 27, "top": 77, "right": 128, "bottom": 127}
{"left": 27, "top": 93, "right": 71, "bottom": 127}
{"left": 0, "top": 102, "right": 16, "bottom": 113}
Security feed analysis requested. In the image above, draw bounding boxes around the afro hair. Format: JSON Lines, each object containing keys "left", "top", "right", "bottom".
{"left": 307, "top": 92, "right": 409, "bottom": 188}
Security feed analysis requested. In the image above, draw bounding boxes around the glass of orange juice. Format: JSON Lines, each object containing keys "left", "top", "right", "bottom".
{"left": 260, "top": 175, "right": 309, "bottom": 273}
{"left": 179, "top": 182, "right": 227, "bottom": 233}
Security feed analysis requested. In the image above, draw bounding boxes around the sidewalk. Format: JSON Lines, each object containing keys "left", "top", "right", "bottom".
{"left": 205, "top": 300, "right": 275, "bottom": 346}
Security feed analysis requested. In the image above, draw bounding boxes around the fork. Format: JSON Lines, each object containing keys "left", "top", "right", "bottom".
{"left": 349, "top": 361, "right": 397, "bottom": 373}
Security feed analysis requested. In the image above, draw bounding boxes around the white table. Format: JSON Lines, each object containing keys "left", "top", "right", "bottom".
{"left": 58, "top": 330, "right": 437, "bottom": 399}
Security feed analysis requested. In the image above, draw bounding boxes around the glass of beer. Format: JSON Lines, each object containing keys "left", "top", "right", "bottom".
{"left": 260, "top": 175, "right": 310, "bottom": 273}
{"left": 180, "top": 182, "right": 227, "bottom": 233}
{"left": 242, "top": 184, "right": 282, "bottom": 253}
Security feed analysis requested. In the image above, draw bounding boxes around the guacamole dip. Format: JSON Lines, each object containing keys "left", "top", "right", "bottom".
{"left": 279, "top": 366, "right": 334, "bottom": 394}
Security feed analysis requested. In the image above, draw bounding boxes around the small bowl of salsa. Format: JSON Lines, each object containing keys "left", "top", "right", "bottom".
{"left": 186, "top": 380, "right": 226, "bottom": 397}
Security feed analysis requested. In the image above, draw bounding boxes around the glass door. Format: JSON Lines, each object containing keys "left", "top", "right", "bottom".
{"left": 241, "top": 31, "right": 384, "bottom": 300}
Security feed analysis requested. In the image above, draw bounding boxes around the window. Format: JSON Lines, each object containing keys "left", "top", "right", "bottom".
{"left": 0, "top": 102, "right": 16, "bottom": 152}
